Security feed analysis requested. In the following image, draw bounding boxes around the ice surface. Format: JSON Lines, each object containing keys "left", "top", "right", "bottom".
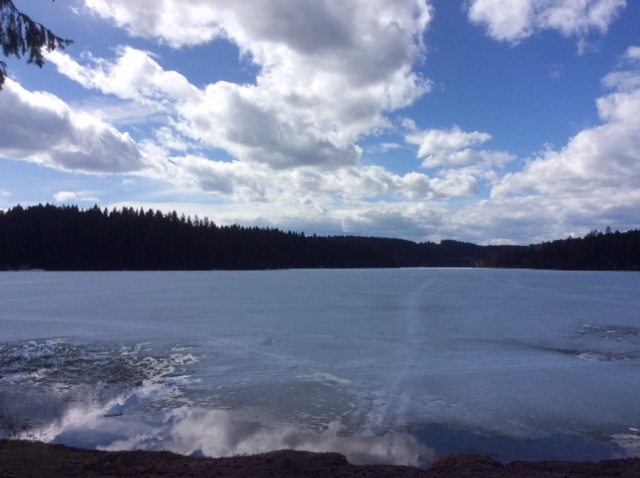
{"left": 1, "top": 269, "right": 639, "bottom": 465}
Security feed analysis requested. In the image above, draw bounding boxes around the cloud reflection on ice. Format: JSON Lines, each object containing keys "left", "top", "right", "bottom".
{"left": 0, "top": 338, "right": 432, "bottom": 466}
{"left": 98, "top": 406, "right": 434, "bottom": 467}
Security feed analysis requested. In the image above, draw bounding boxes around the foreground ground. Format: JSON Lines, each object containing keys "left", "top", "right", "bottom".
{"left": 1, "top": 440, "right": 639, "bottom": 477}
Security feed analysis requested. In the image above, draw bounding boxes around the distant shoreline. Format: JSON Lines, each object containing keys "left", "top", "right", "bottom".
{"left": 2, "top": 204, "right": 639, "bottom": 271}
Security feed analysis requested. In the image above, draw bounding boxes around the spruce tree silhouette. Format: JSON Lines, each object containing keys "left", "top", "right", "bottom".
{"left": 0, "top": 0, "right": 72, "bottom": 89}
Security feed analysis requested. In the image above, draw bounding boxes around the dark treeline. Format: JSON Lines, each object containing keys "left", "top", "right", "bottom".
{"left": 0, "top": 204, "right": 490, "bottom": 270}
{"left": 327, "top": 236, "right": 501, "bottom": 268}
{"left": 0, "top": 204, "right": 393, "bottom": 270}
{"left": 483, "top": 228, "right": 640, "bottom": 270}
{"left": 0, "top": 204, "right": 638, "bottom": 270}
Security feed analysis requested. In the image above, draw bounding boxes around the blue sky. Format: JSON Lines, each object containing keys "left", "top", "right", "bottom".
{"left": 1, "top": 0, "right": 639, "bottom": 244}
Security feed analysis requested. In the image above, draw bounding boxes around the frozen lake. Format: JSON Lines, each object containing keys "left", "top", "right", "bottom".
{"left": 1, "top": 269, "right": 639, "bottom": 467}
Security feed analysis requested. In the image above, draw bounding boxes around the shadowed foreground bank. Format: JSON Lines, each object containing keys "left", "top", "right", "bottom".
{"left": 1, "top": 440, "right": 639, "bottom": 478}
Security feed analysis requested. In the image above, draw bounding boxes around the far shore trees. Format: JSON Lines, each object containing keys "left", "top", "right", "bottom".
{"left": 1, "top": 203, "right": 638, "bottom": 271}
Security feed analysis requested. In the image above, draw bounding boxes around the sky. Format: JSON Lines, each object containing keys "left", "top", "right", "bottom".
{"left": 1, "top": 0, "right": 639, "bottom": 244}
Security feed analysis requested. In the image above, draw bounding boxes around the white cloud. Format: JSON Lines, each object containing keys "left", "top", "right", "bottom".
{"left": 154, "top": 127, "right": 191, "bottom": 153}
{"left": 486, "top": 45, "right": 640, "bottom": 239}
{"left": 379, "top": 143, "right": 402, "bottom": 152}
{"left": 140, "top": 148, "right": 475, "bottom": 205}
{"left": 54, "top": 191, "right": 100, "bottom": 203}
{"left": 83, "top": 0, "right": 229, "bottom": 49}
{"left": 54, "top": 191, "right": 79, "bottom": 202}
{"left": 404, "top": 125, "right": 514, "bottom": 175}
{"left": 315, "top": 166, "right": 477, "bottom": 200}
{"left": 407, "top": 126, "right": 491, "bottom": 158}
{"left": 626, "top": 46, "right": 640, "bottom": 61}
{"left": 602, "top": 46, "right": 640, "bottom": 92}
{"left": 0, "top": 80, "right": 145, "bottom": 174}
{"left": 48, "top": 47, "right": 199, "bottom": 106}
{"left": 466, "top": 0, "right": 626, "bottom": 46}
{"left": 71, "top": 0, "right": 433, "bottom": 170}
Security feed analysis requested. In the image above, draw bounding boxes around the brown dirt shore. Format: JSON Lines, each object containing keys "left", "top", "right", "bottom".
{"left": 1, "top": 440, "right": 639, "bottom": 478}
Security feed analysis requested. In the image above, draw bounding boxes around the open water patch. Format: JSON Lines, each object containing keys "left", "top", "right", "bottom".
{"left": 504, "top": 323, "right": 640, "bottom": 362}
{"left": 578, "top": 323, "right": 639, "bottom": 343}
{"left": 570, "top": 323, "right": 640, "bottom": 362}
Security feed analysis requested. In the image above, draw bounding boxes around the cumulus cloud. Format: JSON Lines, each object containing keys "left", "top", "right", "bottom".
{"left": 466, "top": 0, "right": 626, "bottom": 47}
{"left": 487, "top": 44, "right": 640, "bottom": 239}
{"left": 70, "top": 0, "right": 433, "bottom": 170}
{"left": 48, "top": 47, "right": 199, "bottom": 106}
{"left": 316, "top": 166, "right": 477, "bottom": 200}
{"left": 406, "top": 126, "right": 491, "bottom": 168}
{"left": 602, "top": 46, "right": 640, "bottom": 92}
{"left": 83, "top": 0, "right": 229, "bottom": 49}
{"left": 0, "top": 80, "right": 144, "bottom": 174}
{"left": 54, "top": 191, "right": 100, "bottom": 203}
{"left": 29, "top": 0, "right": 473, "bottom": 238}
{"left": 404, "top": 125, "right": 514, "bottom": 173}
{"left": 142, "top": 149, "right": 475, "bottom": 204}
{"left": 408, "top": 126, "right": 491, "bottom": 158}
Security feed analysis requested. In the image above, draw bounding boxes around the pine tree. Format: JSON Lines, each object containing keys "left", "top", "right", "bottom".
{"left": 0, "top": 0, "right": 72, "bottom": 89}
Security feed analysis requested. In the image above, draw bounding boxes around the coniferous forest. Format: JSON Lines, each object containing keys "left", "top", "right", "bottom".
{"left": 0, "top": 204, "right": 638, "bottom": 271}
